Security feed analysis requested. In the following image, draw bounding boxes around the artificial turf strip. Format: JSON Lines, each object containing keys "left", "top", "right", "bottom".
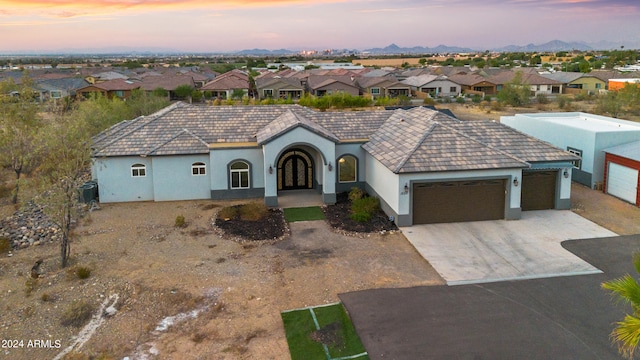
{"left": 281, "top": 303, "right": 369, "bottom": 360}
{"left": 283, "top": 206, "right": 326, "bottom": 222}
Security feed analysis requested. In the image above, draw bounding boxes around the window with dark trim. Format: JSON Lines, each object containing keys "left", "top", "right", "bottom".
{"left": 338, "top": 155, "right": 357, "bottom": 183}
{"left": 230, "top": 161, "right": 250, "bottom": 189}
{"left": 567, "top": 147, "right": 583, "bottom": 169}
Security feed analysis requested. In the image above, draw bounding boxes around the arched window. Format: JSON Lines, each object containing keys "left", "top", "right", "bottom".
{"left": 338, "top": 155, "right": 357, "bottom": 183}
{"left": 131, "top": 163, "right": 146, "bottom": 177}
{"left": 191, "top": 162, "right": 206, "bottom": 176}
{"left": 230, "top": 161, "right": 250, "bottom": 189}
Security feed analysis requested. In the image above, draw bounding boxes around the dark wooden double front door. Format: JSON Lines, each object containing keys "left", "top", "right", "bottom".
{"left": 278, "top": 149, "right": 314, "bottom": 190}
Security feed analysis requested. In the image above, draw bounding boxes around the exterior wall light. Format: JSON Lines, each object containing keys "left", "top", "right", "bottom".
{"left": 513, "top": 177, "right": 519, "bottom": 187}
{"left": 269, "top": 165, "right": 273, "bottom": 174}
{"left": 563, "top": 169, "right": 569, "bottom": 178}
{"left": 328, "top": 162, "right": 333, "bottom": 172}
{"left": 404, "top": 183, "right": 409, "bottom": 194}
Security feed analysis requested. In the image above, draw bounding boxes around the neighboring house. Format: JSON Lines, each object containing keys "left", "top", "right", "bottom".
{"left": 138, "top": 74, "right": 197, "bottom": 100}
{"left": 501, "top": 112, "right": 640, "bottom": 195}
{"left": 254, "top": 76, "right": 305, "bottom": 100}
{"left": 448, "top": 73, "right": 498, "bottom": 96}
{"left": 357, "top": 76, "right": 410, "bottom": 98}
{"left": 540, "top": 72, "right": 604, "bottom": 94}
{"left": 401, "top": 74, "right": 461, "bottom": 98}
{"left": 76, "top": 79, "right": 141, "bottom": 99}
{"left": 36, "top": 78, "right": 90, "bottom": 100}
{"left": 488, "top": 71, "right": 563, "bottom": 97}
{"left": 603, "top": 141, "right": 640, "bottom": 206}
{"left": 92, "top": 103, "right": 577, "bottom": 226}
{"left": 201, "top": 70, "right": 250, "bottom": 99}
{"left": 86, "top": 71, "right": 129, "bottom": 84}
{"left": 608, "top": 78, "right": 640, "bottom": 91}
{"left": 307, "top": 75, "right": 360, "bottom": 97}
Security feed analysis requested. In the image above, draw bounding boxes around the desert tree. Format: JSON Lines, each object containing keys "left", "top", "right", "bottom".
{"left": 0, "top": 76, "right": 43, "bottom": 204}
{"left": 496, "top": 71, "right": 531, "bottom": 107}
{"left": 602, "top": 253, "right": 640, "bottom": 359}
{"left": 37, "top": 111, "right": 92, "bottom": 268}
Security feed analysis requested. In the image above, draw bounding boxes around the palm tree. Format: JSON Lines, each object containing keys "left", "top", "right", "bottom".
{"left": 602, "top": 252, "right": 640, "bottom": 359}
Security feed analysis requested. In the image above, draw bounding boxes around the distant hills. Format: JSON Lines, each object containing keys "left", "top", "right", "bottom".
{"left": 361, "top": 40, "right": 627, "bottom": 55}
{"left": 1, "top": 39, "right": 637, "bottom": 56}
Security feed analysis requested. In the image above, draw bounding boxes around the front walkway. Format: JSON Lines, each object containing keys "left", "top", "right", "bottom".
{"left": 277, "top": 189, "right": 323, "bottom": 208}
{"left": 401, "top": 210, "right": 617, "bottom": 285}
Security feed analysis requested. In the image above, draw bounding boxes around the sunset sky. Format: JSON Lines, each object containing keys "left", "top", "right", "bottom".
{"left": 1, "top": 0, "right": 639, "bottom": 53}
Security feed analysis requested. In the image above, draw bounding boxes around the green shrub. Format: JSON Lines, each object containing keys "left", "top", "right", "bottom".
{"left": 348, "top": 187, "right": 365, "bottom": 202}
{"left": 218, "top": 206, "right": 238, "bottom": 220}
{"left": 76, "top": 266, "right": 91, "bottom": 279}
{"left": 350, "top": 196, "right": 380, "bottom": 222}
{"left": 61, "top": 300, "right": 95, "bottom": 327}
{"left": 175, "top": 215, "right": 186, "bottom": 228}
{"left": 472, "top": 94, "right": 482, "bottom": 103}
{"left": 557, "top": 95, "right": 569, "bottom": 109}
{"left": 24, "top": 278, "right": 38, "bottom": 297}
{"left": 455, "top": 96, "right": 465, "bottom": 104}
{"left": 239, "top": 202, "right": 269, "bottom": 221}
{"left": 536, "top": 93, "right": 549, "bottom": 104}
{"left": 422, "top": 97, "right": 436, "bottom": 105}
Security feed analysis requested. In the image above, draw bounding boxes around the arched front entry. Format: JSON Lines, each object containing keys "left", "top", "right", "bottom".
{"left": 277, "top": 149, "right": 314, "bottom": 190}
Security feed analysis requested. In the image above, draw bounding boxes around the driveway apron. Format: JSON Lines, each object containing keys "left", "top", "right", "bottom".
{"left": 401, "top": 210, "right": 617, "bottom": 285}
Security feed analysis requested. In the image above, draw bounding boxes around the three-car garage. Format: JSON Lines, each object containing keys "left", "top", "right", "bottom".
{"left": 411, "top": 170, "right": 562, "bottom": 225}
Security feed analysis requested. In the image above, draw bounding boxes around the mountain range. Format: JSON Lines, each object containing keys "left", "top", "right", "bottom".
{"left": 1, "top": 39, "right": 637, "bottom": 56}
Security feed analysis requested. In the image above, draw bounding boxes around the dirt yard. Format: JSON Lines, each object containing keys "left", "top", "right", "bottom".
{"left": 1, "top": 103, "right": 639, "bottom": 360}
{"left": 0, "top": 200, "right": 443, "bottom": 360}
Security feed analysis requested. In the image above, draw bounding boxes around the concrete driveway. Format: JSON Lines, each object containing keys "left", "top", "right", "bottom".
{"left": 401, "top": 210, "right": 617, "bottom": 285}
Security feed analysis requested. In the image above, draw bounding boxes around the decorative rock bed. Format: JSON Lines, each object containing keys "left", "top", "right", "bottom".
{"left": 0, "top": 202, "right": 61, "bottom": 249}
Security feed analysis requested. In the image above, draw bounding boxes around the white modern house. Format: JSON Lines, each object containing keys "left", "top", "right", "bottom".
{"left": 92, "top": 103, "right": 578, "bottom": 226}
{"left": 501, "top": 113, "right": 640, "bottom": 183}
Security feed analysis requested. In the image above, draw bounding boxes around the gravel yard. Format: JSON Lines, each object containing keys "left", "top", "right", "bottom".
{"left": 0, "top": 200, "right": 442, "bottom": 360}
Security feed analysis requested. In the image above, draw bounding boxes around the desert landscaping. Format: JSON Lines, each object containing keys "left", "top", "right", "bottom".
{"left": 1, "top": 103, "right": 640, "bottom": 360}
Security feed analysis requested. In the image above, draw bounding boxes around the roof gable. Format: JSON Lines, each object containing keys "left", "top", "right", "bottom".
{"left": 256, "top": 110, "right": 339, "bottom": 144}
{"left": 147, "top": 129, "right": 209, "bottom": 156}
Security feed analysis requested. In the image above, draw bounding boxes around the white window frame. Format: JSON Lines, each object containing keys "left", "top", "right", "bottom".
{"left": 567, "top": 147, "right": 583, "bottom": 169}
{"left": 131, "top": 164, "right": 146, "bottom": 177}
{"left": 230, "top": 161, "right": 250, "bottom": 189}
{"left": 191, "top": 162, "right": 206, "bottom": 176}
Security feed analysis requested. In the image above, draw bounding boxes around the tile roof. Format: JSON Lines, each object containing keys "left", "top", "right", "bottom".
{"left": 307, "top": 75, "right": 358, "bottom": 90}
{"left": 448, "top": 121, "right": 580, "bottom": 163}
{"left": 362, "top": 108, "right": 529, "bottom": 173}
{"left": 80, "top": 78, "right": 140, "bottom": 91}
{"left": 201, "top": 71, "right": 249, "bottom": 90}
{"left": 256, "top": 110, "right": 339, "bottom": 144}
{"left": 401, "top": 74, "right": 441, "bottom": 87}
{"left": 93, "top": 104, "right": 577, "bottom": 174}
{"left": 138, "top": 74, "right": 196, "bottom": 91}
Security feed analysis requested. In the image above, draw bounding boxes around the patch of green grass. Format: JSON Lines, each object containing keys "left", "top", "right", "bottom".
{"left": 284, "top": 207, "right": 326, "bottom": 222}
{"left": 281, "top": 303, "right": 368, "bottom": 360}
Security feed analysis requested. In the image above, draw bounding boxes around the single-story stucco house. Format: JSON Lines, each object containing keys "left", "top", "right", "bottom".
{"left": 92, "top": 103, "right": 578, "bottom": 226}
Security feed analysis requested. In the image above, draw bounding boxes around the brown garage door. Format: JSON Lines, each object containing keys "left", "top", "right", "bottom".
{"left": 521, "top": 171, "right": 557, "bottom": 211}
{"left": 412, "top": 180, "right": 506, "bottom": 224}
